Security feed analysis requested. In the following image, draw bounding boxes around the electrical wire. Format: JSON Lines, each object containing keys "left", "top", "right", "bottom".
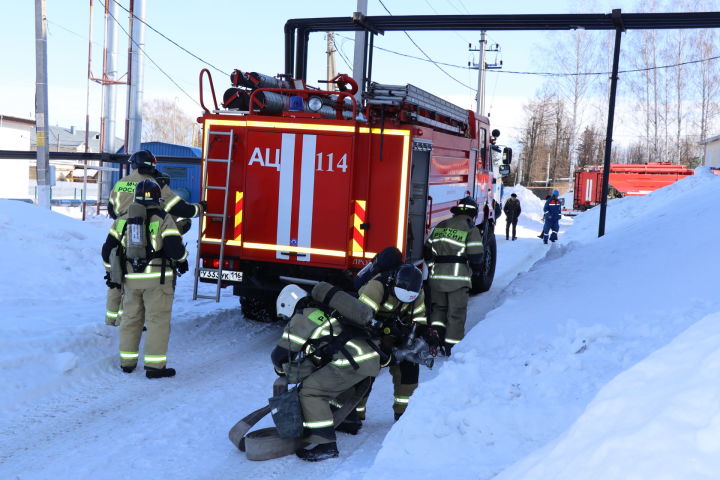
{"left": 101, "top": 1, "right": 200, "bottom": 107}
{"left": 331, "top": 35, "right": 353, "bottom": 71}
{"left": 377, "top": 0, "right": 476, "bottom": 91}
{"left": 110, "top": 0, "right": 228, "bottom": 76}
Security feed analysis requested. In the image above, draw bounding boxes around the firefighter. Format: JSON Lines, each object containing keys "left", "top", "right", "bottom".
{"left": 108, "top": 149, "right": 205, "bottom": 220}
{"left": 271, "top": 283, "right": 382, "bottom": 462}
{"left": 356, "top": 263, "right": 433, "bottom": 421}
{"left": 103, "top": 153, "right": 200, "bottom": 326}
{"left": 503, "top": 193, "right": 522, "bottom": 241}
{"left": 541, "top": 189, "right": 562, "bottom": 244}
{"left": 424, "top": 196, "right": 484, "bottom": 356}
{"left": 101, "top": 179, "right": 188, "bottom": 379}
{"left": 154, "top": 171, "right": 192, "bottom": 235}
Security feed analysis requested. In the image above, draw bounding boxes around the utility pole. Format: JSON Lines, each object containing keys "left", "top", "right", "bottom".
{"left": 469, "top": 33, "right": 501, "bottom": 116}
{"left": 126, "top": 0, "right": 146, "bottom": 158}
{"left": 352, "top": 0, "right": 368, "bottom": 100}
{"left": 34, "top": 0, "right": 51, "bottom": 209}
{"left": 326, "top": 32, "right": 337, "bottom": 89}
{"left": 101, "top": 0, "right": 120, "bottom": 193}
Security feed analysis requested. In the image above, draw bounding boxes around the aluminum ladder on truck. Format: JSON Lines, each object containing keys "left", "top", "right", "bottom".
{"left": 365, "top": 82, "right": 470, "bottom": 134}
{"left": 192, "top": 130, "right": 234, "bottom": 302}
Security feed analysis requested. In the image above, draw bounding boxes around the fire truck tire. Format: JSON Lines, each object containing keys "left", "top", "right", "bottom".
{"left": 240, "top": 296, "right": 278, "bottom": 322}
{"left": 471, "top": 223, "right": 497, "bottom": 294}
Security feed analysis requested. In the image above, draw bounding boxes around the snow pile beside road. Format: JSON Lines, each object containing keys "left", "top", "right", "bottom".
{"left": 496, "top": 311, "right": 720, "bottom": 480}
{"left": 365, "top": 169, "right": 720, "bottom": 479}
{"left": 0, "top": 199, "right": 109, "bottom": 307}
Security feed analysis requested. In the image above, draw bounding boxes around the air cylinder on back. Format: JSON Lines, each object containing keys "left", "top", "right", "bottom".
{"left": 311, "top": 282, "right": 373, "bottom": 327}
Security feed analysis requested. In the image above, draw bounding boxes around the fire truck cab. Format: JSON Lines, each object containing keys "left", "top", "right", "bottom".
{"left": 193, "top": 70, "right": 504, "bottom": 320}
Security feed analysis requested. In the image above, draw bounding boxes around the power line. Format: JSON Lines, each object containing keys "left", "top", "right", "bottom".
{"left": 110, "top": 0, "right": 228, "bottom": 76}
{"left": 330, "top": 35, "right": 353, "bottom": 71}
{"left": 101, "top": 1, "right": 200, "bottom": 107}
{"left": 376, "top": 0, "right": 475, "bottom": 92}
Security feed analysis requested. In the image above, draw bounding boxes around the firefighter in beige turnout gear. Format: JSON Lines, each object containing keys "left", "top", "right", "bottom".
{"left": 103, "top": 150, "right": 202, "bottom": 326}
{"left": 101, "top": 179, "right": 188, "bottom": 379}
{"left": 356, "top": 264, "right": 431, "bottom": 421}
{"left": 271, "top": 283, "right": 382, "bottom": 462}
{"left": 424, "top": 196, "right": 484, "bottom": 355}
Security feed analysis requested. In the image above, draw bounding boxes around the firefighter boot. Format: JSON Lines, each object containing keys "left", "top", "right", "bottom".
{"left": 394, "top": 412, "right": 403, "bottom": 421}
{"left": 295, "top": 442, "right": 339, "bottom": 462}
{"left": 145, "top": 366, "right": 176, "bottom": 379}
{"left": 335, "top": 410, "right": 362, "bottom": 435}
{"left": 121, "top": 365, "right": 135, "bottom": 373}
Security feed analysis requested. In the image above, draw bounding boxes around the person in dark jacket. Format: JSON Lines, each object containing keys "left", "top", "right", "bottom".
{"left": 503, "top": 193, "right": 521, "bottom": 241}
{"left": 541, "top": 190, "right": 562, "bottom": 244}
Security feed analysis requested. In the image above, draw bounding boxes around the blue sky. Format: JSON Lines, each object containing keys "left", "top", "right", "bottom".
{"left": 2, "top": 0, "right": 714, "bottom": 145}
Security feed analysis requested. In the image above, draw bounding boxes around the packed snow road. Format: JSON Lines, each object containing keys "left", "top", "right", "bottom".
{"left": 0, "top": 190, "right": 554, "bottom": 479}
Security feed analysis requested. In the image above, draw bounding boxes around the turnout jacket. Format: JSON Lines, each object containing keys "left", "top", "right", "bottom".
{"left": 108, "top": 169, "right": 203, "bottom": 220}
{"left": 358, "top": 274, "right": 427, "bottom": 327}
{"left": 101, "top": 207, "right": 187, "bottom": 289}
{"left": 424, "top": 214, "right": 484, "bottom": 292}
{"left": 503, "top": 197, "right": 522, "bottom": 222}
{"left": 544, "top": 197, "right": 562, "bottom": 220}
{"left": 274, "top": 307, "right": 381, "bottom": 381}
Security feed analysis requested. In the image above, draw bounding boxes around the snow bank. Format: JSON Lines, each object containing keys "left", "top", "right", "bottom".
{"left": 496, "top": 311, "right": 720, "bottom": 480}
{"left": 365, "top": 170, "right": 720, "bottom": 479}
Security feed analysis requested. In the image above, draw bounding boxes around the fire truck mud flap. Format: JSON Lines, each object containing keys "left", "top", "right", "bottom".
{"left": 471, "top": 221, "right": 497, "bottom": 294}
{"left": 228, "top": 378, "right": 372, "bottom": 461}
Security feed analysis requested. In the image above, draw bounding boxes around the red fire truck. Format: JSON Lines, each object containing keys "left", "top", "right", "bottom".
{"left": 192, "top": 70, "right": 509, "bottom": 320}
{"left": 573, "top": 162, "right": 694, "bottom": 211}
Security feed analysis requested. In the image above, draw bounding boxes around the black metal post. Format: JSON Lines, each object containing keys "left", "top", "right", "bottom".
{"left": 598, "top": 9, "right": 624, "bottom": 238}
{"left": 366, "top": 33, "right": 375, "bottom": 93}
{"left": 284, "top": 24, "right": 295, "bottom": 77}
{"left": 295, "top": 27, "right": 307, "bottom": 80}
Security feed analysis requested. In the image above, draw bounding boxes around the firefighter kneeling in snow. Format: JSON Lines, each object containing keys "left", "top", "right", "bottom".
{"left": 270, "top": 282, "right": 384, "bottom": 462}
{"left": 101, "top": 179, "right": 188, "bottom": 379}
{"left": 425, "top": 196, "right": 484, "bottom": 355}
{"left": 356, "top": 263, "right": 436, "bottom": 422}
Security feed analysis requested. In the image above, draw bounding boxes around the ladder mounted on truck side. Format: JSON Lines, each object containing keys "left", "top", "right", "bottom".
{"left": 192, "top": 129, "right": 234, "bottom": 302}
{"left": 365, "top": 82, "right": 470, "bottom": 135}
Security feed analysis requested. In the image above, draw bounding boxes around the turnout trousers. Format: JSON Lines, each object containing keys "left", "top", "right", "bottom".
{"left": 300, "top": 364, "right": 369, "bottom": 444}
{"left": 355, "top": 359, "right": 419, "bottom": 419}
{"left": 119, "top": 283, "right": 174, "bottom": 369}
{"left": 105, "top": 287, "right": 123, "bottom": 326}
{"left": 429, "top": 285, "right": 470, "bottom": 346}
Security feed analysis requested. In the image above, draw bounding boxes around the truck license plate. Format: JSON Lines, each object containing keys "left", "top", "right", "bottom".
{"left": 199, "top": 269, "right": 243, "bottom": 282}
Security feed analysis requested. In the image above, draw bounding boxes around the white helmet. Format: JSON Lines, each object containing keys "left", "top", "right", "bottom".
{"left": 276, "top": 284, "right": 308, "bottom": 319}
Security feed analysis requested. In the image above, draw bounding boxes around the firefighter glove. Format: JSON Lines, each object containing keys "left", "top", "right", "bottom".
{"left": 199, "top": 200, "right": 207, "bottom": 212}
{"left": 176, "top": 260, "right": 189, "bottom": 276}
{"left": 424, "top": 327, "right": 441, "bottom": 348}
{"left": 104, "top": 271, "right": 121, "bottom": 289}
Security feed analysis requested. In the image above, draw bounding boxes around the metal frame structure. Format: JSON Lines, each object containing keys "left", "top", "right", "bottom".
{"left": 283, "top": 9, "right": 720, "bottom": 237}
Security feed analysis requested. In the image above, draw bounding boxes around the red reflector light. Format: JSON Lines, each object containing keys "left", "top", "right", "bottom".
{"left": 201, "top": 257, "right": 236, "bottom": 270}
{"left": 212, "top": 258, "right": 220, "bottom": 269}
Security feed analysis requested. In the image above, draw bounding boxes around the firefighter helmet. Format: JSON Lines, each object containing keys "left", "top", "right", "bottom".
{"left": 276, "top": 284, "right": 308, "bottom": 319}
{"left": 393, "top": 264, "right": 423, "bottom": 303}
{"left": 129, "top": 149, "right": 157, "bottom": 171}
{"left": 450, "top": 196, "right": 478, "bottom": 217}
{"left": 134, "top": 179, "right": 162, "bottom": 206}
{"left": 155, "top": 171, "right": 171, "bottom": 188}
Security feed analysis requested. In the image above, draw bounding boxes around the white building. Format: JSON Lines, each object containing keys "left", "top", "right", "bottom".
{"left": 0, "top": 115, "right": 34, "bottom": 199}
{"left": 700, "top": 134, "right": 720, "bottom": 168}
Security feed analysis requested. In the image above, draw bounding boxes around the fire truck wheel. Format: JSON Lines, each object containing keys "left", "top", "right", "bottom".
{"left": 471, "top": 223, "right": 497, "bottom": 294}
{"left": 240, "top": 296, "right": 278, "bottom": 323}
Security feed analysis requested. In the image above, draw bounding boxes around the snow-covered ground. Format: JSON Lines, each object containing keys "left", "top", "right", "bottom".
{"left": 1, "top": 169, "right": 717, "bottom": 479}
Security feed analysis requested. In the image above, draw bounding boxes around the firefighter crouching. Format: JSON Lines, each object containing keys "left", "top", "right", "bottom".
{"left": 356, "top": 263, "right": 437, "bottom": 421}
{"left": 270, "top": 282, "right": 384, "bottom": 462}
{"left": 424, "top": 196, "right": 484, "bottom": 356}
{"left": 101, "top": 179, "right": 189, "bottom": 379}
{"left": 103, "top": 151, "right": 201, "bottom": 326}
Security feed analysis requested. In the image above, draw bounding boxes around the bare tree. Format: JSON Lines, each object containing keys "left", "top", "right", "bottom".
{"left": 142, "top": 99, "right": 196, "bottom": 145}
